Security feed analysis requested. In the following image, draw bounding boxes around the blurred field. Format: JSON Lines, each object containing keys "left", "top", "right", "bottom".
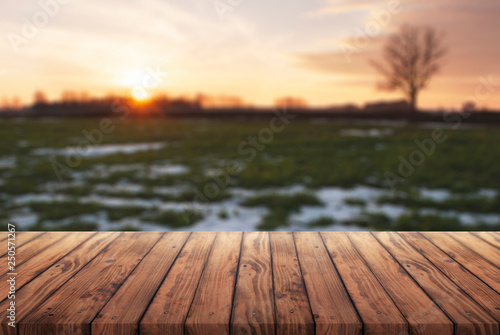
{"left": 1, "top": 117, "right": 499, "bottom": 231}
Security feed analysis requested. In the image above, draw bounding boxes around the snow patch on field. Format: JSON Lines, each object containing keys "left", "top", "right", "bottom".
{"left": 0, "top": 156, "right": 16, "bottom": 168}
{"left": 340, "top": 128, "right": 393, "bottom": 137}
{"left": 32, "top": 142, "right": 165, "bottom": 157}
{"left": 150, "top": 164, "right": 189, "bottom": 176}
{"left": 10, "top": 184, "right": 500, "bottom": 231}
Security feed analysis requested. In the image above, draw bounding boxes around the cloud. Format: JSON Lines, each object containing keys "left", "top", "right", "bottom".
{"left": 293, "top": 50, "right": 373, "bottom": 75}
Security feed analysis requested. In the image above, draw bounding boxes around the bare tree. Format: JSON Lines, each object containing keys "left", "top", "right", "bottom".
{"left": 371, "top": 25, "right": 446, "bottom": 112}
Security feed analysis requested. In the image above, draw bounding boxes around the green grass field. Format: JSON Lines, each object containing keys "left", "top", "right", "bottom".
{"left": 1, "top": 117, "right": 499, "bottom": 231}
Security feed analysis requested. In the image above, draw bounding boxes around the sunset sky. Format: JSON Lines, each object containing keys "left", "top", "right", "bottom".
{"left": 1, "top": 0, "right": 499, "bottom": 109}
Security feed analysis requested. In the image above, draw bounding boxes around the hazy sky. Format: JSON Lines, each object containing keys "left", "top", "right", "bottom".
{"left": 1, "top": 0, "right": 499, "bottom": 108}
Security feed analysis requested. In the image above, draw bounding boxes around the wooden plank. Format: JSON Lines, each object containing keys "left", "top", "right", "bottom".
{"left": 140, "top": 232, "right": 217, "bottom": 335}
{"left": 185, "top": 232, "right": 242, "bottom": 335}
{"left": 0, "top": 232, "right": 93, "bottom": 299}
{"left": 422, "top": 232, "right": 500, "bottom": 294}
{"left": 375, "top": 232, "right": 499, "bottom": 334}
{"left": 473, "top": 232, "right": 500, "bottom": 249}
{"left": 0, "top": 233, "right": 68, "bottom": 273}
{"left": 321, "top": 232, "right": 408, "bottom": 335}
{"left": 401, "top": 232, "right": 500, "bottom": 322}
{"left": 92, "top": 232, "right": 190, "bottom": 335}
{"left": 0, "top": 232, "right": 44, "bottom": 258}
{"left": 450, "top": 232, "right": 500, "bottom": 268}
{"left": 231, "top": 232, "right": 275, "bottom": 335}
{"left": 7, "top": 232, "right": 43, "bottom": 246}
{"left": 0, "top": 232, "right": 118, "bottom": 335}
{"left": 348, "top": 232, "right": 453, "bottom": 335}
{"left": 19, "top": 232, "right": 162, "bottom": 335}
{"left": 294, "top": 232, "right": 361, "bottom": 335}
{"left": 6, "top": 232, "right": 43, "bottom": 246}
{"left": 271, "top": 232, "right": 314, "bottom": 335}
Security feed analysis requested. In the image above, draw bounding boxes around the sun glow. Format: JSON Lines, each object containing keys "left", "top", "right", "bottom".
{"left": 119, "top": 69, "right": 151, "bottom": 101}
{"left": 131, "top": 89, "right": 150, "bottom": 101}
{"left": 119, "top": 69, "right": 145, "bottom": 87}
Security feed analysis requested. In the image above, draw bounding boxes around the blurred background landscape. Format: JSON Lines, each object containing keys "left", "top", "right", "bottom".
{"left": 1, "top": 0, "right": 499, "bottom": 231}
{"left": 2, "top": 117, "right": 500, "bottom": 231}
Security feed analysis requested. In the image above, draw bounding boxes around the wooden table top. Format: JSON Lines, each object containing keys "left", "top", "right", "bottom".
{"left": 0, "top": 231, "right": 499, "bottom": 334}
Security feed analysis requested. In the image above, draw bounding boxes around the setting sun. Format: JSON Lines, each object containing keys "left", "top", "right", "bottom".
{"left": 131, "top": 89, "right": 150, "bottom": 102}
{"left": 119, "top": 69, "right": 151, "bottom": 101}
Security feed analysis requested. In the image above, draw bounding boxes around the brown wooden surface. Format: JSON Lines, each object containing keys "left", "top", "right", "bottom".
{"left": 0, "top": 232, "right": 50, "bottom": 264}
{"left": 20, "top": 232, "right": 162, "bottom": 335}
{"left": 184, "top": 232, "right": 241, "bottom": 335}
{"left": 347, "top": 232, "right": 454, "bottom": 335}
{"left": 0, "top": 232, "right": 43, "bottom": 258}
{"left": 422, "top": 232, "right": 500, "bottom": 294}
{"left": 0, "top": 232, "right": 118, "bottom": 335}
{"left": 0, "top": 231, "right": 499, "bottom": 335}
{"left": 271, "top": 232, "right": 314, "bottom": 335}
{"left": 375, "top": 232, "right": 498, "bottom": 334}
{"left": 231, "top": 232, "right": 275, "bottom": 335}
{"left": 400, "top": 232, "right": 500, "bottom": 322}
{"left": 294, "top": 232, "right": 362, "bottom": 335}
{"left": 473, "top": 232, "right": 500, "bottom": 249}
{"left": 0, "top": 232, "right": 92, "bottom": 295}
{"left": 140, "top": 232, "right": 216, "bottom": 335}
{"left": 450, "top": 232, "right": 500, "bottom": 268}
{"left": 93, "top": 232, "right": 190, "bottom": 335}
{"left": 321, "top": 232, "right": 408, "bottom": 335}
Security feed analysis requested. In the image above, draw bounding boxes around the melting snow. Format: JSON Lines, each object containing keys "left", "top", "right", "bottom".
{"left": 32, "top": 142, "right": 165, "bottom": 157}
{"left": 419, "top": 188, "right": 451, "bottom": 202}
{"left": 0, "top": 156, "right": 16, "bottom": 168}
{"left": 150, "top": 164, "right": 189, "bottom": 176}
{"left": 10, "top": 183, "right": 499, "bottom": 231}
{"left": 340, "top": 128, "right": 393, "bottom": 137}
{"left": 9, "top": 211, "right": 38, "bottom": 229}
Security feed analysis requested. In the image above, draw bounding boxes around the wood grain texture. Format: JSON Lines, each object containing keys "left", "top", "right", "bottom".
{"left": 19, "top": 232, "right": 162, "bottom": 335}
{"left": 321, "top": 232, "right": 408, "bottom": 335}
{"left": 231, "top": 232, "right": 275, "bottom": 335}
{"left": 0, "top": 232, "right": 93, "bottom": 296}
{"left": 92, "top": 232, "right": 190, "bottom": 335}
{"left": 422, "top": 232, "right": 500, "bottom": 294}
{"left": 473, "top": 232, "right": 500, "bottom": 249}
{"left": 294, "top": 232, "right": 362, "bottom": 335}
{"left": 0, "top": 232, "right": 118, "bottom": 335}
{"left": 140, "top": 232, "right": 217, "bottom": 335}
{"left": 375, "top": 232, "right": 499, "bottom": 335}
{"left": 348, "top": 232, "right": 453, "bottom": 335}
{"left": 0, "top": 232, "right": 43, "bottom": 258}
{"left": 450, "top": 232, "right": 500, "bottom": 268}
{"left": 3, "top": 231, "right": 500, "bottom": 334}
{"left": 1, "top": 232, "right": 48, "bottom": 266}
{"left": 271, "top": 232, "right": 314, "bottom": 335}
{"left": 185, "top": 232, "right": 242, "bottom": 335}
{"left": 401, "top": 232, "right": 500, "bottom": 322}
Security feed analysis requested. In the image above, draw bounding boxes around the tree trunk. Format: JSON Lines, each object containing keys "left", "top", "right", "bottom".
{"left": 409, "top": 89, "right": 417, "bottom": 112}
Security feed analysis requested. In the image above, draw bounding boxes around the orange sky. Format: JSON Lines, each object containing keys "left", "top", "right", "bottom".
{"left": 1, "top": 0, "right": 499, "bottom": 109}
